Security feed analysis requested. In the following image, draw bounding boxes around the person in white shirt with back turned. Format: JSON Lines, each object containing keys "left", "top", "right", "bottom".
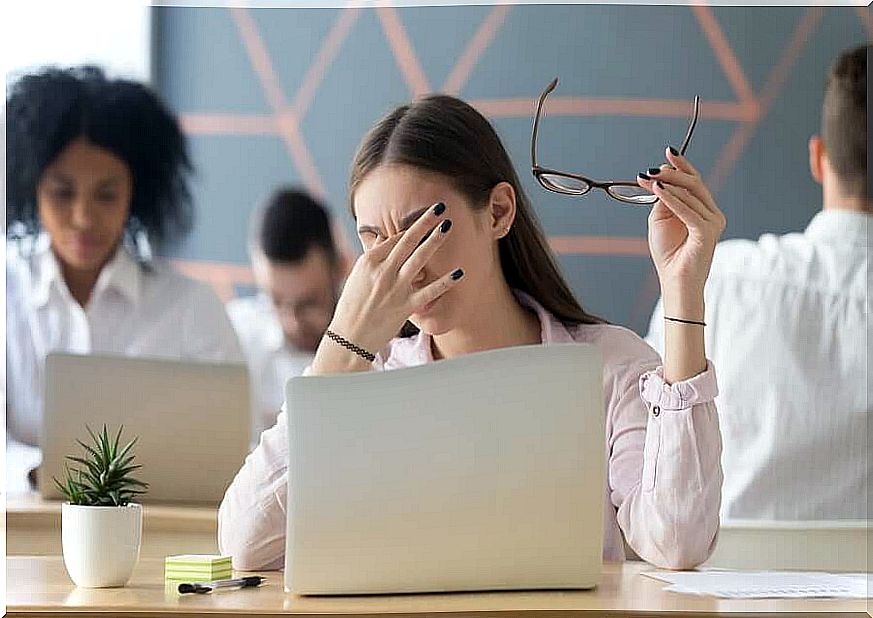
{"left": 646, "top": 45, "right": 870, "bottom": 520}
{"left": 226, "top": 188, "right": 345, "bottom": 439}
{"left": 5, "top": 66, "right": 242, "bottom": 492}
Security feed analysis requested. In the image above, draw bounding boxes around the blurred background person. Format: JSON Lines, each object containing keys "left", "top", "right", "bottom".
{"left": 227, "top": 188, "right": 344, "bottom": 438}
{"left": 646, "top": 45, "right": 870, "bottom": 520}
{"left": 5, "top": 66, "right": 242, "bottom": 491}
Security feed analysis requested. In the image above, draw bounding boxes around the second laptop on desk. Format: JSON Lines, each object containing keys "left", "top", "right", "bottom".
{"left": 41, "top": 353, "right": 251, "bottom": 506}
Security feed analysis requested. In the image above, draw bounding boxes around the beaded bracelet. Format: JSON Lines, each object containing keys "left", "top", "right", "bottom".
{"left": 324, "top": 329, "right": 376, "bottom": 362}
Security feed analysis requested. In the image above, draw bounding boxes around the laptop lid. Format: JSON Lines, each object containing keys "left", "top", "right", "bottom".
{"left": 284, "top": 343, "right": 605, "bottom": 594}
{"left": 41, "top": 353, "right": 250, "bottom": 506}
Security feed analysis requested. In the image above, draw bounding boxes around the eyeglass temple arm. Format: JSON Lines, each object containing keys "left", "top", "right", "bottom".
{"left": 678, "top": 95, "right": 700, "bottom": 156}
{"left": 532, "top": 86, "right": 699, "bottom": 168}
{"left": 531, "top": 78, "right": 559, "bottom": 168}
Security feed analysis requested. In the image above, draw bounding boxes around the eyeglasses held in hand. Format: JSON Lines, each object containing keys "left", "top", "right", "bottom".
{"left": 530, "top": 77, "right": 700, "bottom": 205}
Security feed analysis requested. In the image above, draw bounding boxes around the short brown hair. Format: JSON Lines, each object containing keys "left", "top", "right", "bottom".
{"left": 822, "top": 45, "right": 867, "bottom": 198}
{"left": 252, "top": 187, "right": 338, "bottom": 266}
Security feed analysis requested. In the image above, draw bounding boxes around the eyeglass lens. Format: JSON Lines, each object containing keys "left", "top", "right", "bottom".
{"left": 538, "top": 173, "right": 590, "bottom": 195}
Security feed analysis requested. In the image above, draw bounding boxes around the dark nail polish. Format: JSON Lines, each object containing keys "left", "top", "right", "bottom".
{"left": 654, "top": 181, "right": 663, "bottom": 190}
{"left": 451, "top": 268, "right": 464, "bottom": 280}
{"left": 439, "top": 219, "right": 452, "bottom": 234}
{"left": 638, "top": 172, "right": 651, "bottom": 181}
{"left": 648, "top": 167, "right": 661, "bottom": 175}
{"left": 433, "top": 202, "right": 446, "bottom": 216}
{"left": 668, "top": 145, "right": 679, "bottom": 156}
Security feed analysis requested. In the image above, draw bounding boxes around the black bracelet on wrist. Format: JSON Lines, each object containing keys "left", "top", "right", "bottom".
{"left": 324, "top": 329, "right": 376, "bottom": 362}
{"left": 664, "top": 315, "right": 706, "bottom": 327}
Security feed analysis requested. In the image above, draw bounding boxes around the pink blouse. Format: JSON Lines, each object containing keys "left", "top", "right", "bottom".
{"left": 218, "top": 291, "right": 722, "bottom": 570}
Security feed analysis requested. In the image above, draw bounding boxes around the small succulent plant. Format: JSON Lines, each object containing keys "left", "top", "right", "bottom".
{"left": 53, "top": 425, "right": 148, "bottom": 506}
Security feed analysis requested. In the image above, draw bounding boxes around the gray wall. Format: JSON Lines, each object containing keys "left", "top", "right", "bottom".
{"left": 155, "top": 4, "right": 869, "bottom": 334}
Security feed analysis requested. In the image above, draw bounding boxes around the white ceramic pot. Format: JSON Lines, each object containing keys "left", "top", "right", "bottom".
{"left": 61, "top": 502, "right": 142, "bottom": 588}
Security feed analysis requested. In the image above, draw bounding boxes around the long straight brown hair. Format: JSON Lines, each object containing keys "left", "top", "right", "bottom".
{"left": 349, "top": 94, "right": 605, "bottom": 334}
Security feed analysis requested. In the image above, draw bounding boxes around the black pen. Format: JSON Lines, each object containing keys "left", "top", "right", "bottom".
{"left": 178, "top": 575, "right": 265, "bottom": 594}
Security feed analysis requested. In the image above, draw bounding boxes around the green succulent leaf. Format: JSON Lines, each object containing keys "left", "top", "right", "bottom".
{"left": 116, "top": 438, "right": 139, "bottom": 465}
{"left": 112, "top": 426, "right": 123, "bottom": 458}
{"left": 74, "top": 439, "right": 103, "bottom": 464}
{"left": 55, "top": 424, "right": 148, "bottom": 506}
{"left": 66, "top": 456, "right": 102, "bottom": 478}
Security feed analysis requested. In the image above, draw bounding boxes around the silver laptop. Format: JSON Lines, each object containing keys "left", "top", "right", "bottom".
{"left": 284, "top": 343, "right": 605, "bottom": 595}
{"left": 41, "top": 353, "right": 250, "bottom": 506}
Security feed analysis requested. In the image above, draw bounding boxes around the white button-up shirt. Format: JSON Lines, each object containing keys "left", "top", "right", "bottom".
{"left": 226, "top": 295, "right": 314, "bottom": 439}
{"left": 646, "top": 209, "right": 871, "bottom": 520}
{"left": 5, "top": 238, "right": 243, "bottom": 488}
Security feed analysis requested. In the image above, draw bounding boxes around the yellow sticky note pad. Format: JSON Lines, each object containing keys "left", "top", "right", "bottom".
{"left": 165, "top": 554, "right": 232, "bottom": 582}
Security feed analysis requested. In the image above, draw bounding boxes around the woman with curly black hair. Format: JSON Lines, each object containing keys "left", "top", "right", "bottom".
{"left": 6, "top": 66, "right": 242, "bottom": 489}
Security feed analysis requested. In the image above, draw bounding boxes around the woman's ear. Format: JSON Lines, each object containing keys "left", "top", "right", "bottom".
{"left": 809, "top": 135, "right": 825, "bottom": 185}
{"left": 488, "top": 182, "right": 517, "bottom": 240}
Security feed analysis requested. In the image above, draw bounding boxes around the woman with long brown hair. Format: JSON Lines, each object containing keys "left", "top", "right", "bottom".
{"left": 219, "top": 94, "right": 726, "bottom": 571}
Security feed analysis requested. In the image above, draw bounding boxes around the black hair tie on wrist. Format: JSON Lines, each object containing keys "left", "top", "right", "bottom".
{"left": 664, "top": 315, "right": 706, "bottom": 327}
{"left": 324, "top": 329, "right": 376, "bottom": 362}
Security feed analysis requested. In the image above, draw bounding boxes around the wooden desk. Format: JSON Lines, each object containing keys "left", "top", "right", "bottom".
{"left": 7, "top": 557, "right": 866, "bottom": 617}
{"left": 6, "top": 492, "right": 219, "bottom": 558}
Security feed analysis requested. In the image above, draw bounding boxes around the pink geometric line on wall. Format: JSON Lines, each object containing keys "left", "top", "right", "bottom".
{"left": 229, "top": 6, "right": 289, "bottom": 111}
{"left": 707, "top": 7, "right": 825, "bottom": 193}
{"left": 471, "top": 97, "right": 758, "bottom": 123}
{"left": 442, "top": 4, "right": 513, "bottom": 96}
{"left": 292, "top": 2, "right": 363, "bottom": 120}
{"left": 691, "top": 4, "right": 759, "bottom": 108}
{"left": 706, "top": 122, "right": 757, "bottom": 196}
{"left": 756, "top": 8, "right": 825, "bottom": 113}
{"left": 548, "top": 236, "right": 650, "bottom": 256}
{"left": 174, "top": 234, "right": 359, "bottom": 305}
{"left": 179, "top": 113, "right": 277, "bottom": 135}
{"left": 229, "top": 6, "right": 328, "bottom": 198}
{"left": 276, "top": 110, "right": 329, "bottom": 199}
{"left": 376, "top": 4, "right": 432, "bottom": 97}
{"left": 172, "top": 259, "right": 255, "bottom": 303}
{"left": 177, "top": 98, "right": 757, "bottom": 137}
{"left": 856, "top": 6, "right": 873, "bottom": 38}
{"left": 173, "top": 235, "right": 652, "bottom": 304}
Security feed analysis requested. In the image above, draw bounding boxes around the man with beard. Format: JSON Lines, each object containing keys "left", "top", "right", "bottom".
{"left": 228, "top": 188, "right": 344, "bottom": 438}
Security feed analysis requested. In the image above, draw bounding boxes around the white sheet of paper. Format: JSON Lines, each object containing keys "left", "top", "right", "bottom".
{"left": 643, "top": 570, "right": 871, "bottom": 599}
